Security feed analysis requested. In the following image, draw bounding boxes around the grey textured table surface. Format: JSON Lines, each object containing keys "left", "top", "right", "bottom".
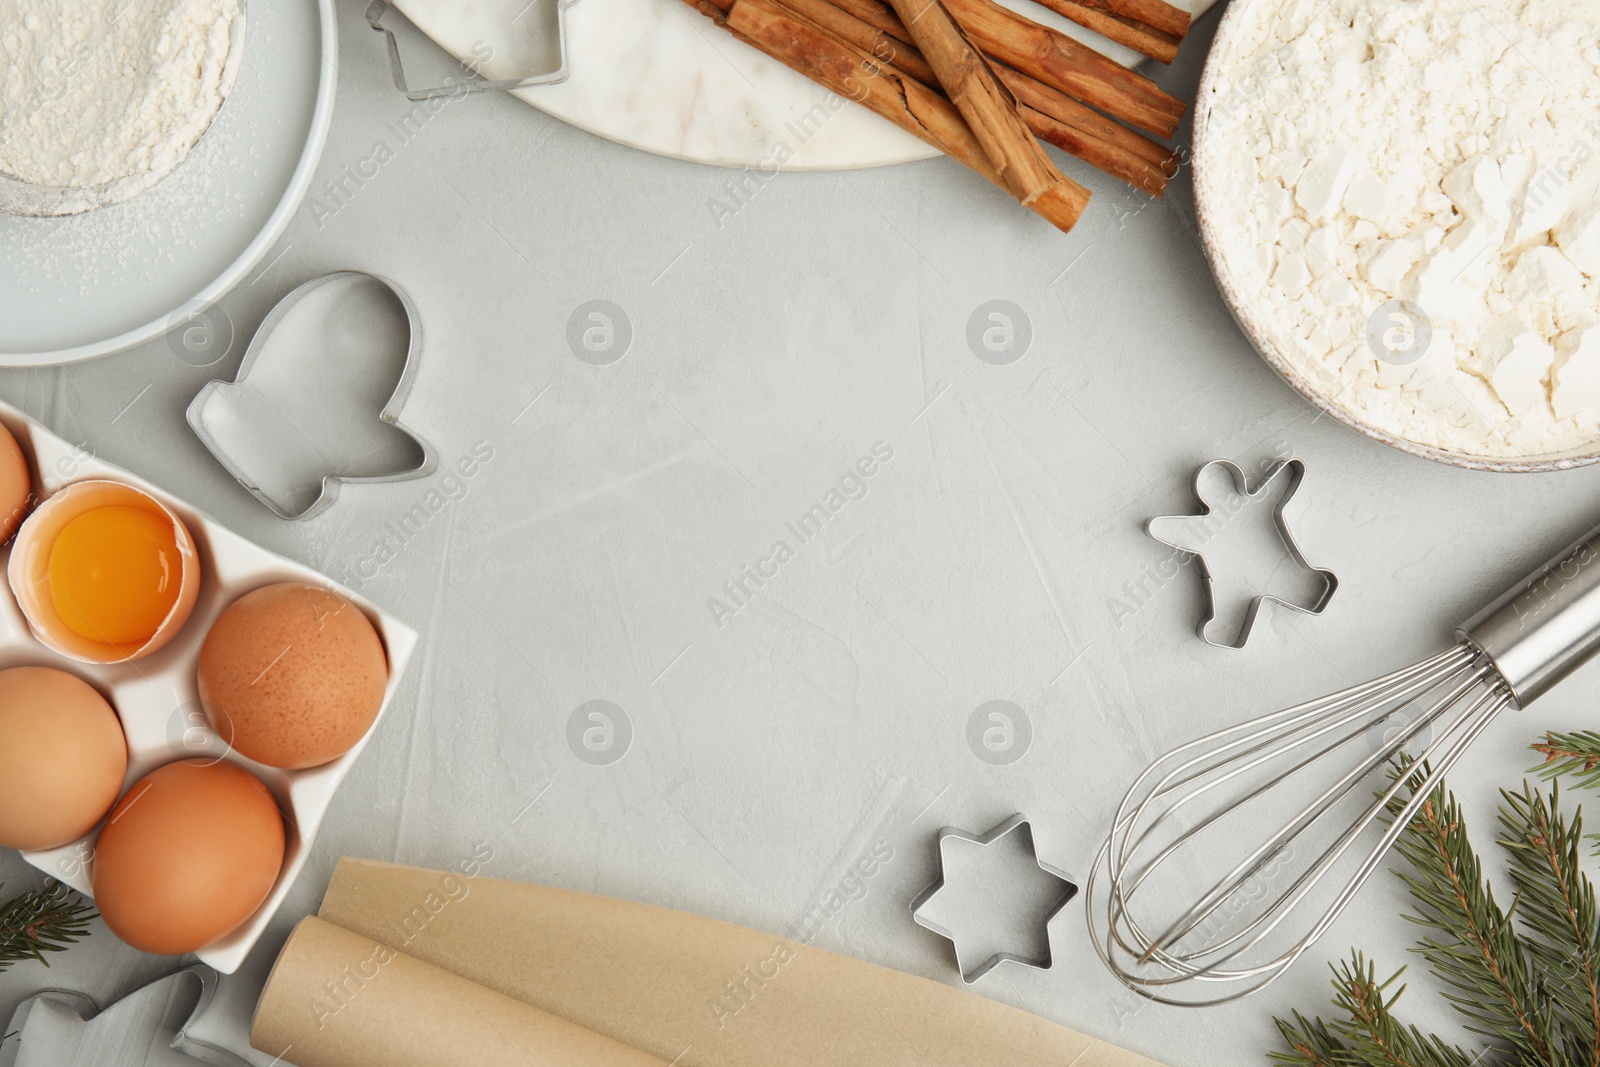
{"left": 5, "top": 3, "right": 1600, "bottom": 1065}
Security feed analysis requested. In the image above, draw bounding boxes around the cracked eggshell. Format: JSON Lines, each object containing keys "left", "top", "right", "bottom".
{"left": 7, "top": 480, "right": 201, "bottom": 664}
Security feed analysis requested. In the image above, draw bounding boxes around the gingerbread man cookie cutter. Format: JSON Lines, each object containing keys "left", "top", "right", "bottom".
{"left": 1145, "top": 459, "right": 1338, "bottom": 649}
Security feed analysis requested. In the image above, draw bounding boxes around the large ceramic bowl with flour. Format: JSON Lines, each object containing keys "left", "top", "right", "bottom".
{"left": 1193, "top": 0, "right": 1600, "bottom": 472}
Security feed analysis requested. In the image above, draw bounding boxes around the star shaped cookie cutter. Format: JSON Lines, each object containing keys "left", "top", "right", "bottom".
{"left": 1145, "top": 458, "right": 1338, "bottom": 649}
{"left": 909, "top": 814, "right": 1079, "bottom": 983}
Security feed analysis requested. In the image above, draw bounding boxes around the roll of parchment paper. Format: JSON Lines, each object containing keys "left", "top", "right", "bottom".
{"left": 252, "top": 857, "right": 1164, "bottom": 1067}
{"left": 251, "top": 915, "right": 667, "bottom": 1067}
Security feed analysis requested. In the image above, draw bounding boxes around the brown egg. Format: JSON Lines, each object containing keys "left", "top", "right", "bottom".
{"left": 197, "top": 583, "right": 388, "bottom": 769}
{"left": 0, "top": 422, "right": 31, "bottom": 542}
{"left": 0, "top": 667, "right": 126, "bottom": 850}
{"left": 92, "top": 759, "right": 285, "bottom": 955}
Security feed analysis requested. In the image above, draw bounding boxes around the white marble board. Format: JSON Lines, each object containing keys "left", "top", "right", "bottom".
{"left": 396, "top": 0, "right": 1216, "bottom": 170}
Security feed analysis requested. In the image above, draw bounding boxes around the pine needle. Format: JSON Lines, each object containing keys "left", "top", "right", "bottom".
{"left": 1270, "top": 1008, "right": 1352, "bottom": 1067}
{"left": 1499, "top": 781, "right": 1600, "bottom": 1066}
{"left": 1533, "top": 731, "right": 1600, "bottom": 793}
{"left": 1268, "top": 954, "right": 1477, "bottom": 1067}
{"left": 0, "top": 880, "right": 96, "bottom": 972}
{"left": 1386, "top": 771, "right": 1555, "bottom": 1062}
{"left": 1270, "top": 750, "right": 1600, "bottom": 1067}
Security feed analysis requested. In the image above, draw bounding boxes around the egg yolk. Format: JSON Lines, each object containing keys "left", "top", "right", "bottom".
{"left": 48, "top": 505, "right": 181, "bottom": 647}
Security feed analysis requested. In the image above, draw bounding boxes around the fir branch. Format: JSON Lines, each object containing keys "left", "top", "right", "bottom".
{"left": 1384, "top": 771, "right": 1554, "bottom": 1063}
{"left": 1499, "top": 781, "right": 1600, "bottom": 1067}
{"left": 1533, "top": 731, "right": 1600, "bottom": 792}
{"left": 1270, "top": 1008, "right": 1351, "bottom": 1067}
{"left": 1273, "top": 746, "right": 1600, "bottom": 1067}
{"left": 1269, "top": 955, "right": 1477, "bottom": 1067}
{"left": 1328, "top": 954, "right": 1479, "bottom": 1067}
{"left": 0, "top": 881, "right": 96, "bottom": 972}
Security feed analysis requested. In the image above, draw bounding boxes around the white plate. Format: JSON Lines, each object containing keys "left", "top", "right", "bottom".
{"left": 0, "top": 0, "right": 337, "bottom": 366}
{"left": 3, "top": 401, "right": 418, "bottom": 974}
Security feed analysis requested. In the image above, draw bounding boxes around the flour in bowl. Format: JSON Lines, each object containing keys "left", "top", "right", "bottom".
{"left": 1201, "top": 0, "right": 1600, "bottom": 461}
{"left": 0, "top": 0, "right": 246, "bottom": 216}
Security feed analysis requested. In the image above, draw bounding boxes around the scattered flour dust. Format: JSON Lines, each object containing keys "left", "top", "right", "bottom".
{"left": 0, "top": 0, "right": 245, "bottom": 216}
{"left": 1204, "top": 0, "right": 1600, "bottom": 461}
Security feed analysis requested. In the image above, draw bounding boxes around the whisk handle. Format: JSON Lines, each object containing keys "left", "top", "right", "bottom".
{"left": 1460, "top": 526, "right": 1600, "bottom": 707}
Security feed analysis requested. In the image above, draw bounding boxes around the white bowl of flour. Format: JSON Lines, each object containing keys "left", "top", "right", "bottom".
{"left": 1193, "top": 0, "right": 1600, "bottom": 471}
{"left": 0, "top": 0, "right": 248, "bottom": 217}
{"left": 0, "top": 0, "right": 334, "bottom": 364}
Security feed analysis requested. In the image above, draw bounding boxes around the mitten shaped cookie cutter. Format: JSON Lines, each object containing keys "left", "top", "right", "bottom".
{"left": 187, "top": 271, "right": 437, "bottom": 521}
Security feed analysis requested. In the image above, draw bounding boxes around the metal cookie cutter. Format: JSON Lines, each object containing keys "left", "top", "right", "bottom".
{"left": 910, "top": 814, "right": 1078, "bottom": 983}
{"left": 1146, "top": 458, "right": 1338, "bottom": 649}
{"left": 0, "top": 965, "right": 250, "bottom": 1067}
{"left": 366, "top": 0, "right": 580, "bottom": 101}
{"left": 186, "top": 271, "right": 438, "bottom": 521}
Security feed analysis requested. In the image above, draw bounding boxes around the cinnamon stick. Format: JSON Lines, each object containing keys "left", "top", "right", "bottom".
{"left": 1028, "top": 0, "right": 1182, "bottom": 64}
{"left": 881, "top": 0, "right": 1067, "bottom": 206}
{"left": 771, "top": 0, "right": 939, "bottom": 82}
{"left": 706, "top": 0, "right": 1090, "bottom": 232}
{"left": 813, "top": 0, "right": 1183, "bottom": 137}
{"left": 990, "top": 62, "right": 1175, "bottom": 174}
{"left": 766, "top": 0, "right": 1173, "bottom": 193}
{"left": 1065, "top": 0, "right": 1190, "bottom": 39}
{"left": 938, "top": 0, "right": 1184, "bottom": 137}
{"left": 1015, "top": 105, "right": 1158, "bottom": 192}
{"left": 825, "top": 0, "right": 909, "bottom": 37}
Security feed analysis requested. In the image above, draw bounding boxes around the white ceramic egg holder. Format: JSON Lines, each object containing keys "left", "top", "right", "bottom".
{"left": 1, "top": 401, "right": 417, "bottom": 974}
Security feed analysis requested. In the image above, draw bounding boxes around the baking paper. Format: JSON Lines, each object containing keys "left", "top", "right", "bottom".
{"left": 251, "top": 916, "right": 667, "bottom": 1067}
{"left": 252, "top": 857, "right": 1162, "bottom": 1067}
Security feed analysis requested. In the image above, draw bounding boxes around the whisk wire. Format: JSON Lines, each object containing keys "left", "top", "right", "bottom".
{"left": 1101, "top": 648, "right": 1472, "bottom": 925}
{"left": 1100, "top": 649, "right": 1471, "bottom": 923}
{"left": 1143, "top": 664, "right": 1492, "bottom": 959}
{"left": 1295, "top": 687, "right": 1509, "bottom": 952}
{"left": 1113, "top": 652, "right": 1474, "bottom": 916}
{"left": 1087, "top": 644, "right": 1515, "bottom": 1005}
{"left": 1145, "top": 682, "right": 1508, "bottom": 988}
